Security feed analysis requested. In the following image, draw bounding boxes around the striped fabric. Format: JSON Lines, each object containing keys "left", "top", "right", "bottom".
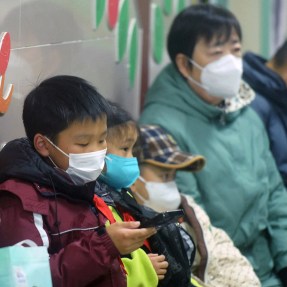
{"left": 139, "top": 125, "right": 205, "bottom": 171}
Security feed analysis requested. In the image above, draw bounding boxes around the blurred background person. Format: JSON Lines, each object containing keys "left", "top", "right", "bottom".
{"left": 243, "top": 40, "right": 287, "bottom": 187}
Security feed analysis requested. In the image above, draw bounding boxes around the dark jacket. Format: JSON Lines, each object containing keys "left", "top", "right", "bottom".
{"left": 103, "top": 184, "right": 195, "bottom": 287}
{"left": 243, "top": 51, "right": 287, "bottom": 186}
{"left": 0, "top": 138, "right": 126, "bottom": 287}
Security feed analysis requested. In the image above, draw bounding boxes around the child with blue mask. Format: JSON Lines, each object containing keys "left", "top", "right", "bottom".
{"left": 98, "top": 101, "right": 168, "bottom": 286}
{"left": 99, "top": 101, "right": 140, "bottom": 190}
{"left": 102, "top": 153, "right": 139, "bottom": 190}
{"left": 98, "top": 102, "right": 197, "bottom": 287}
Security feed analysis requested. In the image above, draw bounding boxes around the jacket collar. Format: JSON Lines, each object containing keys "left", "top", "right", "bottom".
{"left": 145, "top": 63, "right": 254, "bottom": 123}
{"left": 0, "top": 138, "right": 94, "bottom": 203}
{"left": 0, "top": 179, "right": 50, "bottom": 215}
{"left": 224, "top": 81, "right": 255, "bottom": 113}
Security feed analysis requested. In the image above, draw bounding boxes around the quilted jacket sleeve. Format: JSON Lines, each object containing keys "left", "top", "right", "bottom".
{"left": 0, "top": 192, "right": 126, "bottom": 287}
{"left": 265, "top": 148, "right": 287, "bottom": 275}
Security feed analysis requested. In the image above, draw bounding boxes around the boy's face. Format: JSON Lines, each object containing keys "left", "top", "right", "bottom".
{"left": 107, "top": 126, "right": 138, "bottom": 158}
{"left": 131, "top": 163, "right": 176, "bottom": 203}
{"left": 183, "top": 28, "right": 241, "bottom": 105}
{"left": 45, "top": 116, "right": 107, "bottom": 170}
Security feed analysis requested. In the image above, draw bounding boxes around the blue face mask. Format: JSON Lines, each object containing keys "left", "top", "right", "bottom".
{"left": 100, "top": 154, "right": 140, "bottom": 190}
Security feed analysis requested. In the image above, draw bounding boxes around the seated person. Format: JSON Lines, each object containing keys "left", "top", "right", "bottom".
{"left": 99, "top": 102, "right": 195, "bottom": 287}
{"left": 140, "top": 4, "right": 287, "bottom": 286}
{"left": 131, "top": 124, "right": 261, "bottom": 287}
{"left": 98, "top": 101, "right": 160, "bottom": 286}
{"left": 243, "top": 40, "right": 287, "bottom": 187}
{"left": 0, "top": 75, "right": 156, "bottom": 287}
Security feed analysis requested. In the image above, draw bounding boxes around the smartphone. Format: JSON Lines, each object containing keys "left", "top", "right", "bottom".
{"left": 139, "top": 209, "right": 184, "bottom": 228}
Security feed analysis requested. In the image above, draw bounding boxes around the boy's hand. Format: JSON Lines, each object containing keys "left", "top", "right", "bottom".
{"left": 148, "top": 253, "right": 169, "bottom": 280}
{"left": 106, "top": 221, "right": 156, "bottom": 255}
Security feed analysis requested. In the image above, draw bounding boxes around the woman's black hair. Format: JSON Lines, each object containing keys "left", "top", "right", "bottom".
{"left": 167, "top": 3, "right": 242, "bottom": 64}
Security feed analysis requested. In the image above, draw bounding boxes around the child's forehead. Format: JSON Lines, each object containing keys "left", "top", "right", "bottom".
{"left": 58, "top": 116, "right": 107, "bottom": 139}
{"left": 108, "top": 122, "right": 138, "bottom": 140}
{"left": 68, "top": 115, "right": 107, "bottom": 128}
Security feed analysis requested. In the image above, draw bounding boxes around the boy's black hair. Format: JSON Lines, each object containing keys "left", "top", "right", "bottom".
{"left": 273, "top": 40, "right": 287, "bottom": 68}
{"left": 107, "top": 100, "right": 134, "bottom": 128}
{"left": 22, "top": 75, "right": 110, "bottom": 143}
{"left": 167, "top": 3, "right": 242, "bottom": 65}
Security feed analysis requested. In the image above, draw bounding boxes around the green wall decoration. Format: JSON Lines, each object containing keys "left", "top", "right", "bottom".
{"left": 260, "top": 0, "right": 270, "bottom": 58}
{"left": 216, "top": 0, "right": 228, "bottom": 8}
{"left": 116, "top": 0, "right": 129, "bottom": 62}
{"left": 94, "top": 0, "right": 105, "bottom": 29}
{"left": 163, "top": 0, "right": 173, "bottom": 16}
{"left": 176, "top": 0, "right": 186, "bottom": 13}
{"left": 128, "top": 18, "right": 138, "bottom": 87}
{"left": 151, "top": 3, "right": 164, "bottom": 64}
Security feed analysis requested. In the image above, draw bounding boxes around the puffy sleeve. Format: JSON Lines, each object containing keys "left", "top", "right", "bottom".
{"left": 0, "top": 192, "right": 125, "bottom": 287}
{"left": 265, "top": 147, "right": 287, "bottom": 274}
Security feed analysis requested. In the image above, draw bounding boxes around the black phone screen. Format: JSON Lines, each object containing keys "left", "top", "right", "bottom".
{"left": 139, "top": 209, "right": 184, "bottom": 228}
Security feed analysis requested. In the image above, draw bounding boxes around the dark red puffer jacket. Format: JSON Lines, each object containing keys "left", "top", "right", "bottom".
{"left": 0, "top": 138, "right": 126, "bottom": 287}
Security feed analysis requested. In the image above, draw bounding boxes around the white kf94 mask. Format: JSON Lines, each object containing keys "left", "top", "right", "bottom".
{"left": 188, "top": 54, "right": 243, "bottom": 99}
{"left": 136, "top": 176, "right": 181, "bottom": 212}
{"left": 45, "top": 137, "right": 106, "bottom": 185}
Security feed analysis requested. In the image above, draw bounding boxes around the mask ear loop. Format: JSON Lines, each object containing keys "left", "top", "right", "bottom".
{"left": 44, "top": 136, "right": 69, "bottom": 157}
{"left": 188, "top": 58, "right": 203, "bottom": 70}
{"left": 48, "top": 156, "right": 58, "bottom": 168}
{"left": 133, "top": 176, "right": 148, "bottom": 203}
{"left": 44, "top": 136, "right": 69, "bottom": 172}
{"left": 138, "top": 176, "right": 147, "bottom": 183}
{"left": 105, "top": 155, "right": 112, "bottom": 161}
{"left": 43, "top": 136, "right": 63, "bottom": 169}
{"left": 100, "top": 155, "right": 111, "bottom": 176}
{"left": 186, "top": 58, "right": 209, "bottom": 92}
{"left": 134, "top": 191, "right": 147, "bottom": 203}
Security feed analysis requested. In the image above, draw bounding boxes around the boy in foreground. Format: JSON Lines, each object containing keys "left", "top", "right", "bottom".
{"left": 0, "top": 75, "right": 155, "bottom": 287}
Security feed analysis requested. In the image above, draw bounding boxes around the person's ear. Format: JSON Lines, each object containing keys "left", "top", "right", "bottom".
{"left": 33, "top": 133, "right": 50, "bottom": 157}
{"left": 175, "top": 53, "right": 191, "bottom": 79}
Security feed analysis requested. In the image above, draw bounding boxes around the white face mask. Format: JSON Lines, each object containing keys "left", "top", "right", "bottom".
{"left": 136, "top": 176, "right": 181, "bottom": 212}
{"left": 188, "top": 54, "right": 243, "bottom": 99}
{"left": 45, "top": 137, "right": 106, "bottom": 185}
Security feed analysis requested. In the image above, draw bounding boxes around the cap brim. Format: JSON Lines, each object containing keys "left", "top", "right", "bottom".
{"left": 144, "top": 154, "right": 205, "bottom": 172}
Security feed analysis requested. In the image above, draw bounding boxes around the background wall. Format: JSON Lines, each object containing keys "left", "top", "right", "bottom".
{"left": 0, "top": 0, "right": 286, "bottom": 147}
{"left": 228, "top": 0, "right": 287, "bottom": 58}
{"left": 0, "top": 0, "right": 143, "bottom": 145}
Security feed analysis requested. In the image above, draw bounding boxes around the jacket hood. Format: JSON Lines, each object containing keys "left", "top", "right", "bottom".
{"left": 243, "top": 51, "right": 287, "bottom": 107}
{"left": 0, "top": 138, "right": 94, "bottom": 202}
{"left": 144, "top": 63, "right": 253, "bottom": 123}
